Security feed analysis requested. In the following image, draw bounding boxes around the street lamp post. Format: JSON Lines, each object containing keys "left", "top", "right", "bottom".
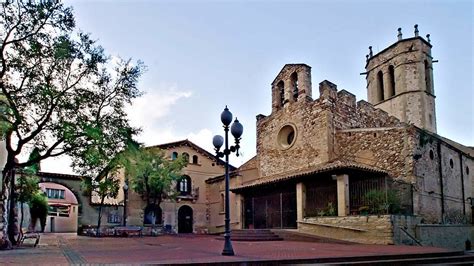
{"left": 123, "top": 179, "right": 129, "bottom": 226}
{"left": 213, "top": 106, "right": 243, "bottom": 256}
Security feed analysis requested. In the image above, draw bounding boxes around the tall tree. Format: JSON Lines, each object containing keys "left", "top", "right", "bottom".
{"left": 0, "top": 1, "right": 144, "bottom": 245}
{"left": 16, "top": 148, "right": 42, "bottom": 242}
{"left": 124, "top": 147, "right": 187, "bottom": 225}
{"left": 82, "top": 169, "right": 120, "bottom": 237}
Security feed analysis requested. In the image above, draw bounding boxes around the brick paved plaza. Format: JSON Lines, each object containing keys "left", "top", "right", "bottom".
{"left": 0, "top": 233, "right": 465, "bottom": 265}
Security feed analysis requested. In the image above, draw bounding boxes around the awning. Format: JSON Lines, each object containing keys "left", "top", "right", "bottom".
{"left": 48, "top": 203, "right": 71, "bottom": 207}
{"left": 231, "top": 159, "right": 387, "bottom": 193}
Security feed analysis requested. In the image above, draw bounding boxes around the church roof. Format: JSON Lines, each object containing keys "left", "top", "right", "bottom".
{"left": 231, "top": 160, "right": 386, "bottom": 192}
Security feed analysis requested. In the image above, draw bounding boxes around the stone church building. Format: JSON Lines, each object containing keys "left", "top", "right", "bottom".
{"left": 207, "top": 26, "right": 473, "bottom": 249}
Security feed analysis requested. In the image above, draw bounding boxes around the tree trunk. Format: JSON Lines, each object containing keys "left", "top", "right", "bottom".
{"left": 96, "top": 196, "right": 105, "bottom": 237}
{"left": 6, "top": 167, "right": 18, "bottom": 246}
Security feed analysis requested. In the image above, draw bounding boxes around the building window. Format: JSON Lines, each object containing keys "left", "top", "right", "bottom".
{"left": 466, "top": 166, "right": 470, "bottom": 175}
{"left": 144, "top": 204, "right": 162, "bottom": 225}
{"left": 178, "top": 175, "right": 192, "bottom": 195}
{"left": 107, "top": 213, "right": 122, "bottom": 224}
{"left": 48, "top": 205, "right": 69, "bottom": 217}
{"left": 277, "top": 124, "right": 297, "bottom": 149}
{"left": 291, "top": 72, "right": 298, "bottom": 101}
{"left": 429, "top": 149, "right": 434, "bottom": 160}
{"left": 377, "top": 70, "right": 384, "bottom": 102}
{"left": 171, "top": 152, "right": 178, "bottom": 160}
{"left": 277, "top": 80, "right": 285, "bottom": 106}
{"left": 46, "top": 188, "right": 65, "bottom": 199}
{"left": 388, "top": 65, "right": 395, "bottom": 97}
{"left": 425, "top": 60, "right": 432, "bottom": 93}
{"left": 449, "top": 158, "right": 454, "bottom": 168}
{"left": 182, "top": 152, "right": 189, "bottom": 163}
{"left": 192, "top": 155, "right": 198, "bottom": 164}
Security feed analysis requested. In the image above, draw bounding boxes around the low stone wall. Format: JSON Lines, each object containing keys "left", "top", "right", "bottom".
{"left": 298, "top": 215, "right": 393, "bottom": 244}
{"left": 299, "top": 215, "right": 474, "bottom": 249}
{"left": 416, "top": 224, "right": 473, "bottom": 250}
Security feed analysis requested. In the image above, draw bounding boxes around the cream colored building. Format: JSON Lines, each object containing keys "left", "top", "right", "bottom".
{"left": 125, "top": 140, "right": 230, "bottom": 234}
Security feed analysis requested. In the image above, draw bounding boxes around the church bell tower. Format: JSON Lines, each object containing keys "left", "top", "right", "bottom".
{"left": 365, "top": 25, "right": 437, "bottom": 133}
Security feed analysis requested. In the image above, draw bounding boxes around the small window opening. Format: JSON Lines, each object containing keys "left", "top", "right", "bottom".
{"left": 388, "top": 65, "right": 395, "bottom": 97}
{"left": 377, "top": 70, "right": 385, "bottom": 102}
{"left": 467, "top": 166, "right": 470, "bottom": 175}
{"left": 429, "top": 150, "right": 434, "bottom": 160}
{"left": 171, "top": 152, "right": 178, "bottom": 160}
{"left": 287, "top": 131, "right": 295, "bottom": 144}
{"left": 449, "top": 158, "right": 454, "bottom": 169}
{"left": 277, "top": 80, "right": 285, "bottom": 106}
{"left": 192, "top": 155, "right": 198, "bottom": 164}
{"left": 291, "top": 72, "right": 298, "bottom": 101}
{"left": 373, "top": 132, "right": 377, "bottom": 137}
{"left": 425, "top": 60, "right": 432, "bottom": 94}
{"left": 182, "top": 152, "right": 189, "bottom": 162}
{"left": 178, "top": 175, "right": 192, "bottom": 195}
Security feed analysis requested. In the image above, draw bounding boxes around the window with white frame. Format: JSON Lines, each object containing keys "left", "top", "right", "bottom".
{"left": 46, "top": 188, "right": 65, "bottom": 199}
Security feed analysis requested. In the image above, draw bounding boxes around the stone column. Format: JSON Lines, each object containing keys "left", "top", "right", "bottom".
{"left": 234, "top": 194, "right": 242, "bottom": 229}
{"left": 383, "top": 70, "right": 394, "bottom": 98}
{"left": 296, "top": 182, "right": 306, "bottom": 222}
{"left": 336, "top": 174, "right": 349, "bottom": 216}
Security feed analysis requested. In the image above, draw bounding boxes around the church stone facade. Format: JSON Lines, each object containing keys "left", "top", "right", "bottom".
{"left": 209, "top": 26, "right": 473, "bottom": 249}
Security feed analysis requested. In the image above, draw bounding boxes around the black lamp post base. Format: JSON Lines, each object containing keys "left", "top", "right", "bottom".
{"left": 222, "top": 235, "right": 234, "bottom": 256}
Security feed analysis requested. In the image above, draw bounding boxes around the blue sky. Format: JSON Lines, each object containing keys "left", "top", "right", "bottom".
{"left": 44, "top": 0, "right": 473, "bottom": 173}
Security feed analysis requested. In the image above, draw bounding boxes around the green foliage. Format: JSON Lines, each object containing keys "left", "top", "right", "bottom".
{"left": 123, "top": 146, "right": 187, "bottom": 205}
{"left": 419, "top": 131, "right": 433, "bottom": 147}
{"left": 16, "top": 174, "right": 40, "bottom": 204}
{"left": 17, "top": 149, "right": 42, "bottom": 203}
{"left": 0, "top": 0, "right": 144, "bottom": 178}
{"left": 317, "top": 201, "right": 337, "bottom": 217}
{"left": 362, "top": 189, "right": 401, "bottom": 215}
{"left": 29, "top": 191, "right": 48, "bottom": 218}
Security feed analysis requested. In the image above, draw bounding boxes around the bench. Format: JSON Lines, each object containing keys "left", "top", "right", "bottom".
{"left": 114, "top": 226, "right": 143, "bottom": 237}
{"left": 18, "top": 228, "right": 40, "bottom": 247}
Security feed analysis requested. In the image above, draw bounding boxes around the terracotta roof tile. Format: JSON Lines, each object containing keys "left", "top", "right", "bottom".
{"left": 231, "top": 160, "right": 386, "bottom": 192}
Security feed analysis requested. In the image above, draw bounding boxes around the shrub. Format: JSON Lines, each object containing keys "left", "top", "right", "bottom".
{"left": 363, "top": 189, "right": 401, "bottom": 215}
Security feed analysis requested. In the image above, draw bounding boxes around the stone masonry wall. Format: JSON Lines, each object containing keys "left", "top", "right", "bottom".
{"left": 257, "top": 98, "right": 331, "bottom": 178}
{"left": 299, "top": 215, "right": 394, "bottom": 244}
{"left": 416, "top": 224, "right": 473, "bottom": 250}
{"left": 413, "top": 131, "right": 472, "bottom": 224}
{"left": 257, "top": 79, "right": 407, "bottom": 179}
{"left": 335, "top": 128, "right": 416, "bottom": 181}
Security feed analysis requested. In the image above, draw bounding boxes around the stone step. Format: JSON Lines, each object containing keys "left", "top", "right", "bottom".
{"left": 217, "top": 229, "right": 283, "bottom": 241}
{"left": 324, "top": 253, "right": 474, "bottom": 265}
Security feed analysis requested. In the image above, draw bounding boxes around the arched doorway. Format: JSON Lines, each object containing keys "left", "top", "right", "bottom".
{"left": 178, "top": 205, "right": 193, "bottom": 233}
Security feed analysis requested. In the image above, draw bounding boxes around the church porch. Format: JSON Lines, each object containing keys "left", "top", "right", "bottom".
{"left": 232, "top": 160, "right": 411, "bottom": 244}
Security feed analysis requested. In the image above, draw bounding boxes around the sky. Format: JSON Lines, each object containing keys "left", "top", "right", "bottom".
{"left": 42, "top": 0, "right": 473, "bottom": 174}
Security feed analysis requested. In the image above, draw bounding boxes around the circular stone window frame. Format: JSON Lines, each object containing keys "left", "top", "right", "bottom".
{"left": 277, "top": 123, "right": 298, "bottom": 150}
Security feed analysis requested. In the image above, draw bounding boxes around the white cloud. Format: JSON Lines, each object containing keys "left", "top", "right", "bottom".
{"left": 126, "top": 83, "right": 192, "bottom": 129}
{"left": 40, "top": 156, "right": 75, "bottom": 175}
